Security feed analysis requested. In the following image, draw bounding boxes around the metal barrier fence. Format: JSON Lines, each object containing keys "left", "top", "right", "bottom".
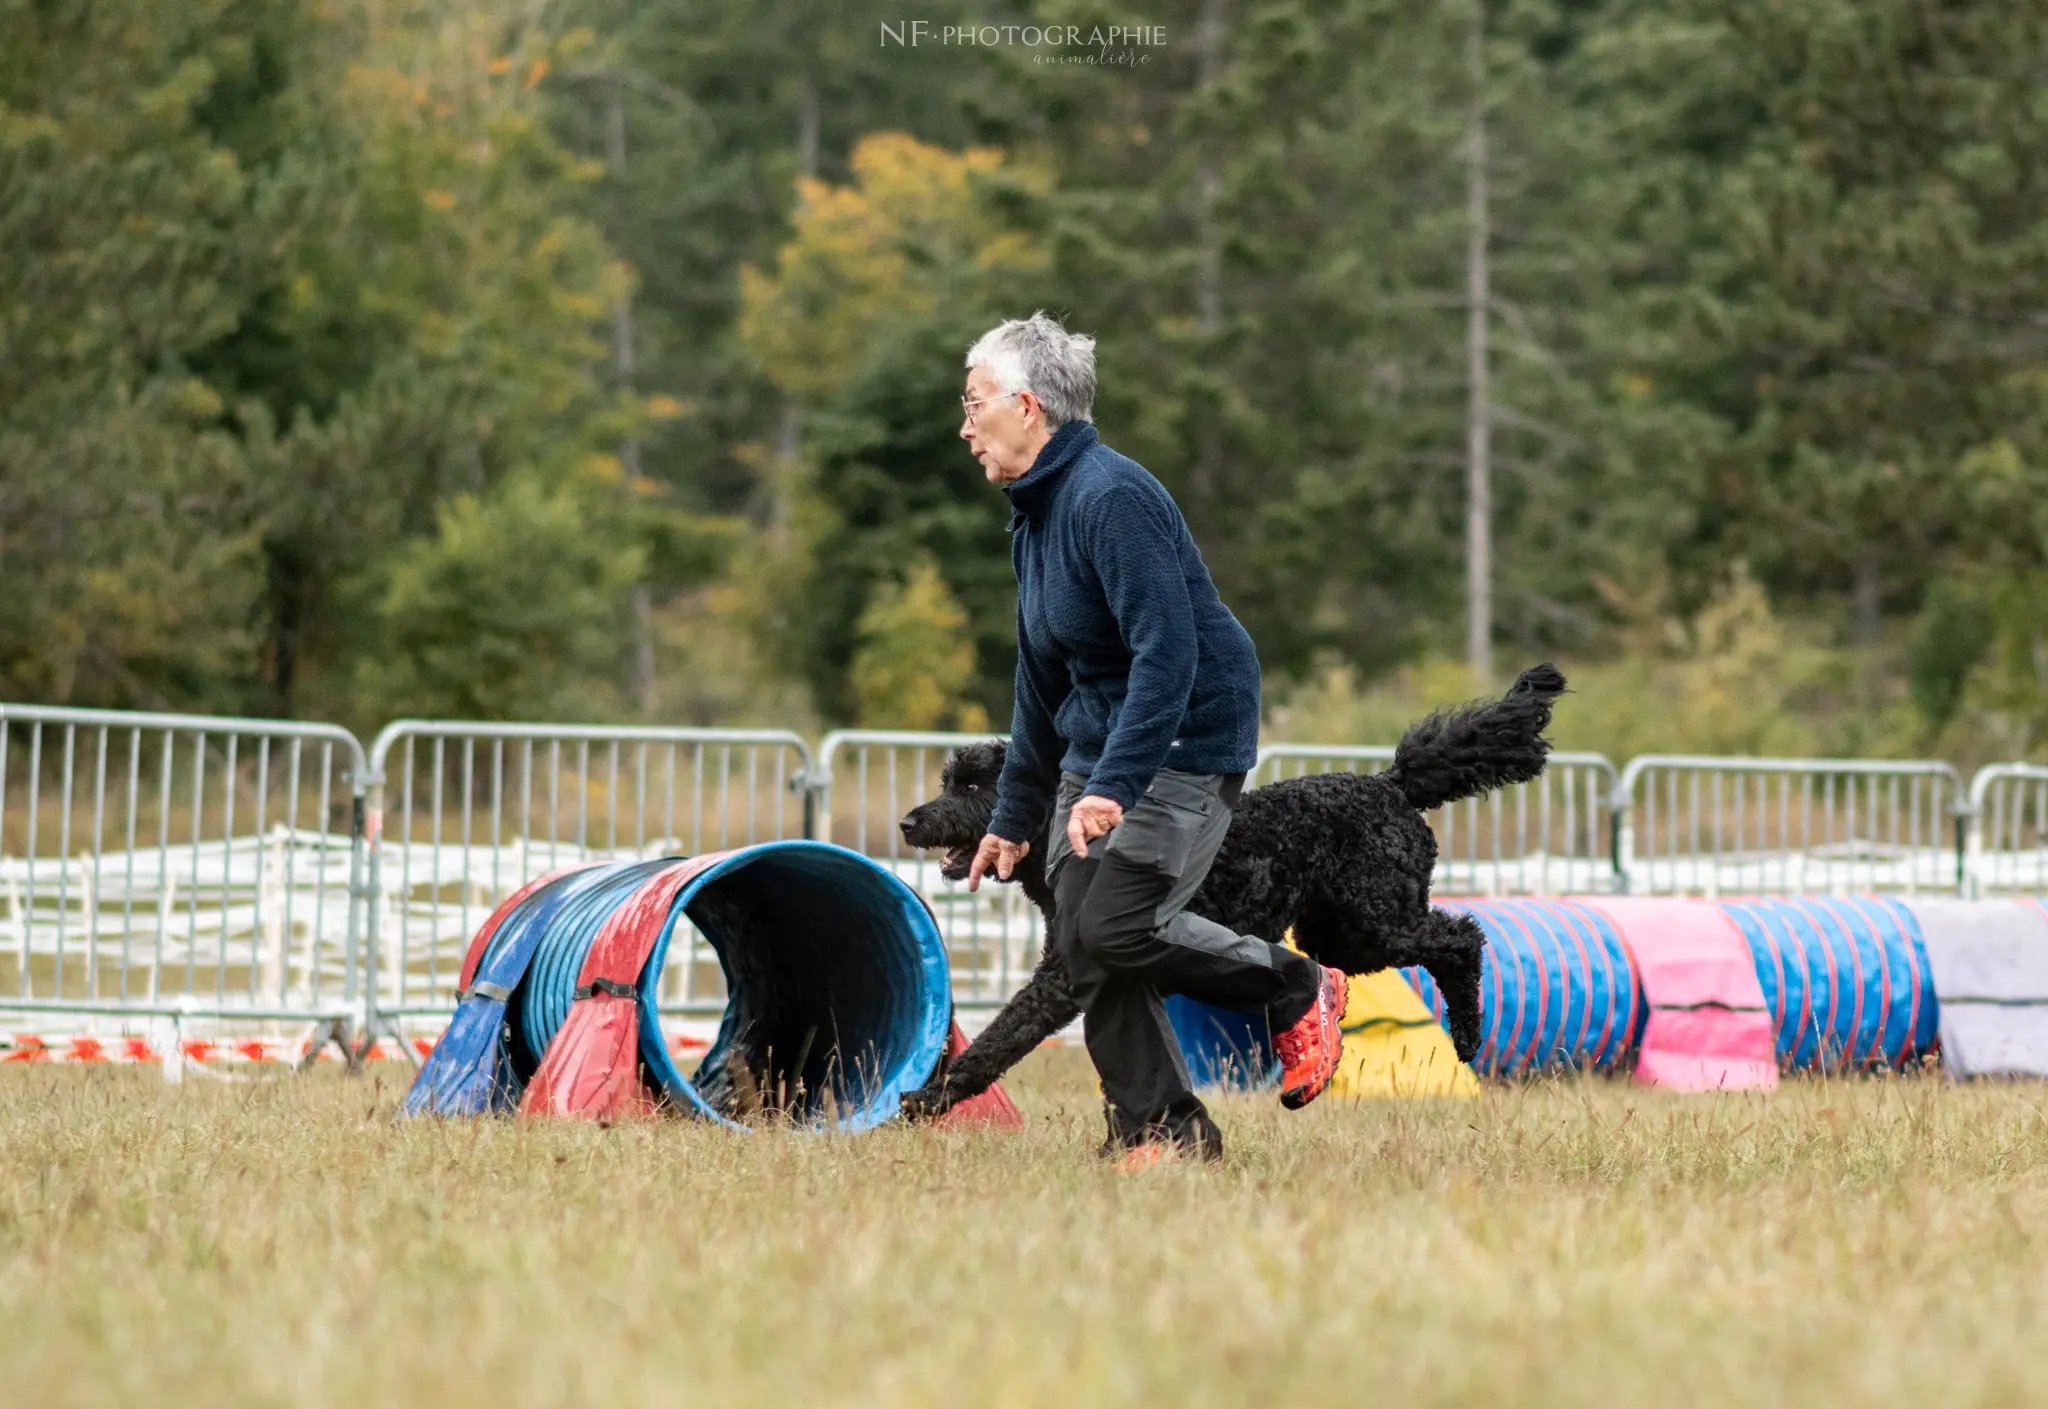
{"left": 361, "top": 722, "right": 813, "bottom": 1031}
{"left": 0, "top": 703, "right": 366, "bottom": 1030}
{"left": 1254, "top": 745, "right": 1623, "bottom": 895}
{"left": 1964, "top": 764, "right": 2048, "bottom": 897}
{"left": 1613, "top": 755, "right": 1966, "bottom": 896}
{"left": 9, "top": 696, "right": 2048, "bottom": 1045}
{"left": 812, "top": 730, "right": 1043, "bottom": 1010}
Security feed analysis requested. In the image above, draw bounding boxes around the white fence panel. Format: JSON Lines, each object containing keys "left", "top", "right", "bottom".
{"left": 0, "top": 704, "right": 366, "bottom": 1032}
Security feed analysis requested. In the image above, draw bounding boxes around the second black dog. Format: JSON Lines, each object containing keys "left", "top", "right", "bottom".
{"left": 897, "top": 663, "right": 1566, "bottom": 1117}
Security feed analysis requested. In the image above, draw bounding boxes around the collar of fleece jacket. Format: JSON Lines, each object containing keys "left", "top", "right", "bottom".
{"left": 1003, "top": 419, "right": 1098, "bottom": 529}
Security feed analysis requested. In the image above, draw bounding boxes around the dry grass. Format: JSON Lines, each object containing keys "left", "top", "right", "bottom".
{"left": 4, "top": 1054, "right": 2048, "bottom": 1407}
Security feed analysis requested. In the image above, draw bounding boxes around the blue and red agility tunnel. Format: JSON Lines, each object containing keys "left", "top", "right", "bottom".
{"left": 406, "top": 841, "right": 1001, "bottom": 1131}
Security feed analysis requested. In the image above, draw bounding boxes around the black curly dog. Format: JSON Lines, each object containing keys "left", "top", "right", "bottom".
{"left": 896, "top": 663, "right": 1566, "bottom": 1118}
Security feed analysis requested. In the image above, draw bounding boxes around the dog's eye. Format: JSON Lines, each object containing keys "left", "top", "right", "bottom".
{"left": 966, "top": 784, "right": 979, "bottom": 793}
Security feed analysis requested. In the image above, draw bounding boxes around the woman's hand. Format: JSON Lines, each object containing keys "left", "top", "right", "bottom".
{"left": 966, "top": 833, "right": 1031, "bottom": 891}
{"left": 1065, "top": 795, "right": 1125, "bottom": 856}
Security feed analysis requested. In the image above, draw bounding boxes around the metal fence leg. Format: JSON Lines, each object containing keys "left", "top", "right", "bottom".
{"left": 295, "top": 1015, "right": 363, "bottom": 1073}
{"left": 1954, "top": 800, "right": 1976, "bottom": 898}
{"left": 1610, "top": 795, "right": 1634, "bottom": 896}
{"left": 802, "top": 766, "right": 831, "bottom": 843}
{"left": 353, "top": 771, "right": 381, "bottom": 1074}
{"left": 357, "top": 788, "right": 417, "bottom": 1068}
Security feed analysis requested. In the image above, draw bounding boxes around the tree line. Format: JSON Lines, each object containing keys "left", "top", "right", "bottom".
{"left": 4, "top": 0, "right": 2047, "bottom": 758}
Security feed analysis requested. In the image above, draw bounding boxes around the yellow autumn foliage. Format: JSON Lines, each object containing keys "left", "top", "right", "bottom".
{"left": 851, "top": 557, "right": 990, "bottom": 732}
{"left": 739, "top": 132, "right": 1050, "bottom": 400}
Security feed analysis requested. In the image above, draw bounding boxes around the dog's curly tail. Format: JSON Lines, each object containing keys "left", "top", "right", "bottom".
{"left": 1383, "top": 663, "right": 1567, "bottom": 814}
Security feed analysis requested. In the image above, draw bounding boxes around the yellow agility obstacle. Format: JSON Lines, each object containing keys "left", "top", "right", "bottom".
{"left": 1330, "top": 968, "right": 1480, "bottom": 1100}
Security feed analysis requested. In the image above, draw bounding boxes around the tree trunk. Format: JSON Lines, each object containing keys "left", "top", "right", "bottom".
{"left": 764, "top": 77, "right": 821, "bottom": 544}
{"left": 1853, "top": 545, "right": 1882, "bottom": 649}
{"left": 795, "top": 73, "right": 820, "bottom": 186}
{"left": 1194, "top": 0, "right": 1226, "bottom": 338}
{"left": 262, "top": 539, "right": 305, "bottom": 715}
{"left": 608, "top": 77, "right": 656, "bottom": 714}
{"left": 1464, "top": 5, "right": 1492, "bottom": 686}
{"left": 1190, "top": 0, "right": 1228, "bottom": 506}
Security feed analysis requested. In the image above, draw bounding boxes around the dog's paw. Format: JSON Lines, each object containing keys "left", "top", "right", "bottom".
{"left": 898, "top": 1082, "right": 951, "bottom": 1123}
{"left": 1449, "top": 1013, "right": 1483, "bottom": 1065}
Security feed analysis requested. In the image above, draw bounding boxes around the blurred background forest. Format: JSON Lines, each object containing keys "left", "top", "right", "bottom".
{"left": 5, "top": 0, "right": 2048, "bottom": 766}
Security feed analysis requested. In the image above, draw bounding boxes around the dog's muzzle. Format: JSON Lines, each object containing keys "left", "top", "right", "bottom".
{"left": 899, "top": 810, "right": 979, "bottom": 881}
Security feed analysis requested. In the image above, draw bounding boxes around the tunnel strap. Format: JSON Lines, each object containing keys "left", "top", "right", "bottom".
{"left": 573, "top": 977, "right": 637, "bottom": 1000}
{"left": 461, "top": 980, "right": 513, "bottom": 1002}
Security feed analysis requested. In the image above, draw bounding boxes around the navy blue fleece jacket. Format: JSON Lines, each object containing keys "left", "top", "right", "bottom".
{"left": 986, "top": 420, "right": 1262, "bottom": 846}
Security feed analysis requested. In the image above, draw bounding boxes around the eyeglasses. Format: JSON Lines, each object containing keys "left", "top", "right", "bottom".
{"left": 960, "top": 390, "right": 1024, "bottom": 423}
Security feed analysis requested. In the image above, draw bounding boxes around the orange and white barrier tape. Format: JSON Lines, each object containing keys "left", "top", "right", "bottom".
{"left": 2, "top": 1030, "right": 712, "bottom": 1066}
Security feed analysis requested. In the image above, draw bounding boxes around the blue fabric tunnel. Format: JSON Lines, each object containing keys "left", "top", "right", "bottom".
{"left": 412, "top": 842, "right": 952, "bottom": 1132}
{"left": 1163, "top": 898, "right": 1641, "bottom": 1085}
{"left": 637, "top": 843, "right": 953, "bottom": 1132}
{"left": 1407, "top": 899, "right": 1642, "bottom": 1077}
{"left": 405, "top": 860, "right": 666, "bottom": 1119}
{"left": 1165, "top": 995, "right": 1279, "bottom": 1091}
{"left": 1716, "top": 896, "right": 1937, "bottom": 1069}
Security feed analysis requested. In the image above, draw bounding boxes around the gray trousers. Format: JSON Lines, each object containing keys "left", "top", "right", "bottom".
{"left": 1044, "top": 768, "right": 1321, "bottom": 1145}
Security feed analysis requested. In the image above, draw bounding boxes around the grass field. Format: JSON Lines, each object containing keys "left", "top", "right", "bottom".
{"left": 4, "top": 1054, "right": 2048, "bottom": 1407}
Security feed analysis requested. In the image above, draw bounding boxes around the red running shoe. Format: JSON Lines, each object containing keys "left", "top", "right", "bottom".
{"left": 1110, "top": 1142, "right": 1184, "bottom": 1174}
{"left": 1274, "top": 964, "right": 1350, "bottom": 1110}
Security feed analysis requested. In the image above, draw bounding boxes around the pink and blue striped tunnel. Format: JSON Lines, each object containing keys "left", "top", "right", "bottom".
{"left": 1392, "top": 897, "right": 1933, "bottom": 1073}
{"left": 1400, "top": 897, "right": 1936, "bottom": 1074}
{"left": 1172, "top": 895, "right": 1943, "bottom": 1082}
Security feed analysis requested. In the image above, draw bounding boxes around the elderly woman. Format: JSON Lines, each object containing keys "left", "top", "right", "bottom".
{"left": 960, "top": 312, "right": 1349, "bottom": 1168}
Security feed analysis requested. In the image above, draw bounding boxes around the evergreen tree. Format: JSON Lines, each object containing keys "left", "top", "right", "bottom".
{"left": 738, "top": 132, "right": 1052, "bottom": 721}
{"left": 0, "top": 0, "right": 295, "bottom": 707}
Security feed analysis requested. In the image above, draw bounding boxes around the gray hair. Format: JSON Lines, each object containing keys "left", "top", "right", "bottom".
{"left": 965, "top": 311, "right": 1096, "bottom": 428}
